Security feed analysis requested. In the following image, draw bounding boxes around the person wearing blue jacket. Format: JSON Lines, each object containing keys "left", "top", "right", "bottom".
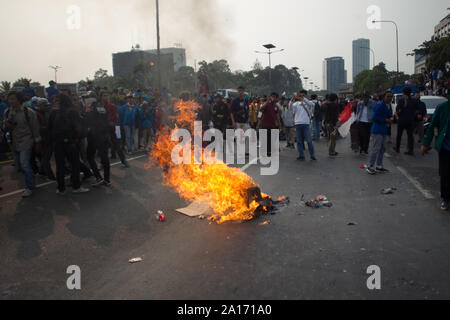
{"left": 121, "top": 96, "right": 137, "bottom": 153}
{"left": 367, "top": 91, "right": 394, "bottom": 175}
{"left": 140, "top": 102, "right": 156, "bottom": 151}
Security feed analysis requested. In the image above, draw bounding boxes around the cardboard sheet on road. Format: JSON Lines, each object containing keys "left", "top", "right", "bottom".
{"left": 176, "top": 201, "right": 215, "bottom": 217}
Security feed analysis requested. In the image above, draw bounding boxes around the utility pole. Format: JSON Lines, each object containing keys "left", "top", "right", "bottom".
{"left": 156, "top": 0, "right": 162, "bottom": 91}
{"left": 255, "top": 44, "right": 284, "bottom": 91}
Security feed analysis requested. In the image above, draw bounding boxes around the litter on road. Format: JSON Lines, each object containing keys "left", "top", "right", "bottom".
{"left": 128, "top": 258, "right": 143, "bottom": 264}
{"left": 381, "top": 188, "right": 397, "bottom": 195}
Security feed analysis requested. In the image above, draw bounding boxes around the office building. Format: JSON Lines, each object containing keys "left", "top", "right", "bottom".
{"left": 323, "top": 57, "right": 347, "bottom": 94}
{"left": 352, "top": 38, "right": 370, "bottom": 81}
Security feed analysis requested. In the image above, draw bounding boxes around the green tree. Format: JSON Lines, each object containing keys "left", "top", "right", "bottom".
{"left": 0, "top": 81, "right": 11, "bottom": 94}
{"left": 13, "top": 78, "right": 32, "bottom": 87}
{"left": 426, "top": 36, "right": 450, "bottom": 75}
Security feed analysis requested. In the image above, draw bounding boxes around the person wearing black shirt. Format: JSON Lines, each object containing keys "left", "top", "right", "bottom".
{"left": 323, "top": 93, "right": 340, "bottom": 156}
{"left": 395, "top": 87, "right": 419, "bottom": 155}
{"left": 211, "top": 94, "right": 230, "bottom": 135}
{"left": 414, "top": 92, "right": 427, "bottom": 144}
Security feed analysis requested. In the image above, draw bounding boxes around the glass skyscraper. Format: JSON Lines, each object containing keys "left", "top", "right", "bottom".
{"left": 352, "top": 38, "right": 370, "bottom": 81}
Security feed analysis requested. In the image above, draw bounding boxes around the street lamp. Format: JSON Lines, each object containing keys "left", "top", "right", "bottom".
{"left": 49, "top": 66, "right": 62, "bottom": 83}
{"left": 255, "top": 44, "right": 285, "bottom": 90}
{"left": 372, "top": 20, "right": 399, "bottom": 76}
{"left": 359, "top": 46, "right": 376, "bottom": 69}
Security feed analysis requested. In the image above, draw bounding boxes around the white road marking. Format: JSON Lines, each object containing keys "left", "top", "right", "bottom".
{"left": 0, "top": 154, "right": 148, "bottom": 200}
{"left": 241, "top": 158, "right": 259, "bottom": 172}
{"left": 396, "top": 166, "right": 435, "bottom": 200}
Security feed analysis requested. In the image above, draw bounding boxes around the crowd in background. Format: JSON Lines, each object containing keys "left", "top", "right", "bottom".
{"left": 0, "top": 80, "right": 449, "bottom": 211}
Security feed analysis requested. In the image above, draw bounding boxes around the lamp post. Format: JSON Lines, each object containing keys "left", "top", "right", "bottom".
{"left": 373, "top": 20, "right": 399, "bottom": 77}
{"left": 255, "top": 44, "right": 284, "bottom": 90}
{"left": 360, "top": 46, "right": 376, "bottom": 69}
{"left": 49, "top": 66, "right": 62, "bottom": 83}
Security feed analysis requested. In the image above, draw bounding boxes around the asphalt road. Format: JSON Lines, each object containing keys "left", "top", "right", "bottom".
{"left": 0, "top": 132, "right": 449, "bottom": 300}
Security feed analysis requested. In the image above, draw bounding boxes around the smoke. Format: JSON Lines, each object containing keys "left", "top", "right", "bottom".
{"left": 0, "top": 0, "right": 234, "bottom": 83}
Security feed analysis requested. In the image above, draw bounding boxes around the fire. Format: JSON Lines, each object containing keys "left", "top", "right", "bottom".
{"left": 147, "top": 99, "right": 268, "bottom": 224}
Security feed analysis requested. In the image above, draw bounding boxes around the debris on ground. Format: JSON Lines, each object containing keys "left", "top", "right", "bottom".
{"left": 347, "top": 222, "right": 358, "bottom": 226}
{"left": 259, "top": 221, "right": 270, "bottom": 226}
{"left": 302, "top": 194, "right": 333, "bottom": 209}
{"left": 128, "top": 257, "right": 143, "bottom": 264}
{"left": 381, "top": 187, "right": 397, "bottom": 195}
{"left": 198, "top": 215, "right": 206, "bottom": 220}
{"left": 156, "top": 210, "right": 165, "bottom": 222}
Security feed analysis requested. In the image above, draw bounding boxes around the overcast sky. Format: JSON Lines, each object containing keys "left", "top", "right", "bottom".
{"left": 0, "top": 0, "right": 448, "bottom": 89}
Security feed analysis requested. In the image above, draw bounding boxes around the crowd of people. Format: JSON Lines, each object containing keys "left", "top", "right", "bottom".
{"left": 0, "top": 81, "right": 449, "bottom": 211}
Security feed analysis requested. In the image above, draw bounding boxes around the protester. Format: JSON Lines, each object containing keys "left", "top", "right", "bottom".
{"left": 2, "top": 91, "right": 41, "bottom": 197}
{"left": 281, "top": 96, "right": 295, "bottom": 149}
{"left": 421, "top": 96, "right": 450, "bottom": 211}
{"left": 414, "top": 92, "right": 427, "bottom": 144}
{"left": 140, "top": 102, "right": 156, "bottom": 152}
{"left": 395, "top": 86, "right": 419, "bottom": 156}
{"left": 211, "top": 94, "right": 230, "bottom": 136}
{"left": 21, "top": 81, "right": 36, "bottom": 100}
{"left": 260, "top": 92, "right": 281, "bottom": 156}
{"left": 367, "top": 91, "right": 394, "bottom": 175}
{"left": 121, "top": 95, "right": 138, "bottom": 154}
{"left": 323, "top": 93, "right": 340, "bottom": 157}
{"left": 356, "top": 93, "right": 375, "bottom": 155}
{"left": 48, "top": 94, "right": 89, "bottom": 195}
{"left": 290, "top": 90, "right": 316, "bottom": 161}
{"left": 311, "top": 94, "right": 322, "bottom": 140}
{"left": 249, "top": 98, "right": 259, "bottom": 130}
{"left": 35, "top": 98, "right": 56, "bottom": 180}
{"left": 230, "top": 86, "right": 249, "bottom": 155}
{"left": 46, "top": 81, "right": 59, "bottom": 103}
{"left": 99, "top": 91, "right": 129, "bottom": 167}
{"left": 350, "top": 97, "right": 360, "bottom": 152}
{"left": 84, "top": 91, "right": 112, "bottom": 187}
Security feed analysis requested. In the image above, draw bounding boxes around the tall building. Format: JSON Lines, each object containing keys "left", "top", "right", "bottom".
{"left": 323, "top": 57, "right": 346, "bottom": 94}
{"left": 146, "top": 47, "right": 186, "bottom": 71}
{"left": 112, "top": 46, "right": 183, "bottom": 88}
{"left": 433, "top": 13, "right": 450, "bottom": 40}
{"left": 352, "top": 38, "right": 370, "bottom": 81}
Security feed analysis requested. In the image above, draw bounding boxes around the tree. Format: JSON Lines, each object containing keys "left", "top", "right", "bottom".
{"left": 426, "top": 36, "right": 450, "bottom": 75}
{"left": 0, "top": 81, "right": 11, "bottom": 94}
{"left": 172, "top": 66, "right": 196, "bottom": 94}
{"left": 354, "top": 62, "right": 411, "bottom": 94}
{"left": 13, "top": 78, "right": 32, "bottom": 88}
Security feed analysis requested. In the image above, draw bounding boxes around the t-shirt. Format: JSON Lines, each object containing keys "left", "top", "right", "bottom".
{"left": 22, "top": 88, "right": 36, "bottom": 98}
{"left": 231, "top": 97, "right": 249, "bottom": 123}
{"left": 261, "top": 102, "right": 280, "bottom": 129}
{"left": 212, "top": 101, "right": 230, "bottom": 130}
{"left": 46, "top": 87, "right": 60, "bottom": 100}
{"left": 360, "top": 106, "right": 369, "bottom": 123}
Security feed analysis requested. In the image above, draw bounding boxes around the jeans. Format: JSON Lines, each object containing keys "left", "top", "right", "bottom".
{"left": 295, "top": 124, "right": 315, "bottom": 158}
{"left": 14, "top": 149, "right": 34, "bottom": 190}
{"left": 369, "top": 134, "right": 387, "bottom": 168}
{"left": 312, "top": 120, "right": 321, "bottom": 140}
{"left": 358, "top": 122, "right": 372, "bottom": 153}
{"left": 125, "top": 125, "right": 135, "bottom": 152}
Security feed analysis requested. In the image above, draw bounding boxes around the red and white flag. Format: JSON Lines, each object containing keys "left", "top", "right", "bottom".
{"left": 338, "top": 103, "right": 356, "bottom": 138}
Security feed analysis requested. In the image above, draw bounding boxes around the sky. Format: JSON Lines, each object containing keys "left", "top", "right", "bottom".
{"left": 0, "top": 0, "right": 448, "bottom": 89}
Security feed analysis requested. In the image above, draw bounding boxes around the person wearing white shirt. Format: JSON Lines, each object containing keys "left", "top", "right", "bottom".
{"left": 289, "top": 90, "right": 317, "bottom": 161}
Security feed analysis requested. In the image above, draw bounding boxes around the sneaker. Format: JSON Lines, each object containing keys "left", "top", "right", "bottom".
{"left": 393, "top": 147, "right": 400, "bottom": 153}
{"left": 72, "top": 187, "right": 90, "bottom": 194}
{"left": 91, "top": 178, "right": 105, "bottom": 187}
{"left": 122, "top": 161, "right": 131, "bottom": 168}
{"left": 103, "top": 180, "right": 112, "bottom": 187}
{"left": 404, "top": 151, "right": 414, "bottom": 156}
{"left": 297, "top": 157, "right": 305, "bottom": 161}
{"left": 311, "top": 157, "right": 317, "bottom": 161}
{"left": 56, "top": 189, "right": 66, "bottom": 195}
{"left": 441, "top": 201, "right": 450, "bottom": 211}
{"left": 376, "top": 167, "right": 390, "bottom": 173}
{"left": 329, "top": 152, "right": 339, "bottom": 157}
{"left": 366, "top": 167, "right": 377, "bottom": 175}
{"left": 22, "top": 189, "right": 33, "bottom": 198}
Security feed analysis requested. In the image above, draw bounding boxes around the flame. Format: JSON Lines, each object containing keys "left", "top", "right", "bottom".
{"left": 147, "top": 99, "right": 266, "bottom": 224}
